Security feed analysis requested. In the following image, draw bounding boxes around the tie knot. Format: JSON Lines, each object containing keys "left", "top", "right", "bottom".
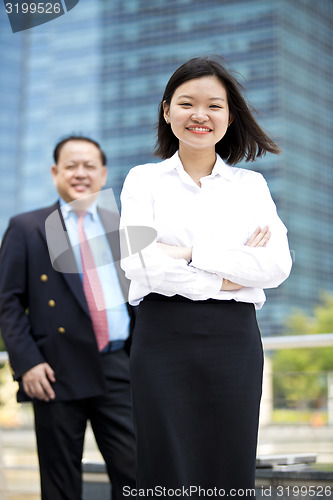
{"left": 75, "top": 210, "right": 88, "bottom": 221}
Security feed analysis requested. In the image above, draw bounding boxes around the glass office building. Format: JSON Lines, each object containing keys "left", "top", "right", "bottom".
{"left": 0, "top": 0, "right": 332, "bottom": 334}
{"left": 0, "top": 1, "right": 102, "bottom": 217}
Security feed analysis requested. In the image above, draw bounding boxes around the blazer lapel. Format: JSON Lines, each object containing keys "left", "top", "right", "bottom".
{"left": 38, "top": 202, "right": 90, "bottom": 318}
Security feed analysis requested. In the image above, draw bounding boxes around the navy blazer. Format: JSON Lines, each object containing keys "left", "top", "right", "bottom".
{"left": 0, "top": 201, "right": 135, "bottom": 402}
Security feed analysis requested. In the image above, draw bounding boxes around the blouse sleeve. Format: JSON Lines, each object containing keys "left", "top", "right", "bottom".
{"left": 120, "top": 167, "right": 222, "bottom": 300}
{"left": 191, "top": 173, "right": 292, "bottom": 289}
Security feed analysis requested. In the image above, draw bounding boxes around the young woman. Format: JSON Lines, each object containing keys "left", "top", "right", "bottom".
{"left": 120, "top": 57, "right": 292, "bottom": 497}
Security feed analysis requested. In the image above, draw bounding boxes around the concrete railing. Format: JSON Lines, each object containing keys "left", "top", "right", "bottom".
{"left": 0, "top": 352, "right": 8, "bottom": 364}
{"left": 1, "top": 333, "right": 333, "bottom": 364}
{"left": 258, "top": 333, "right": 333, "bottom": 427}
{"left": 262, "top": 333, "right": 333, "bottom": 350}
{"left": 1, "top": 332, "right": 333, "bottom": 363}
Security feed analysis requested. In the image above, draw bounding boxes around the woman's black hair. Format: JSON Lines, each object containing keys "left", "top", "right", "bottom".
{"left": 154, "top": 56, "right": 280, "bottom": 164}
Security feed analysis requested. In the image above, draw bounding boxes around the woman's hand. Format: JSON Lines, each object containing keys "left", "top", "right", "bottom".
{"left": 220, "top": 226, "right": 271, "bottom": 291}
{"left": 245, "top": 225, "right": 271, "bottom": 248}
{"left": 157, "top": 243, "right": 192, "bottom": 263}
{"left": 221, "top": 279, "right": 243, "bottom": 291}
{"left": 157, "top": 227, "right": 271, "bottom": 291}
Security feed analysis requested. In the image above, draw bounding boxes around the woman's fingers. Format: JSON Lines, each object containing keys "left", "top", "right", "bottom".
{"left": 245, "top": 227, "right": 261, "bottom": 247}
{"left": 246, "top": 226, "right": 271, "bottom": 248}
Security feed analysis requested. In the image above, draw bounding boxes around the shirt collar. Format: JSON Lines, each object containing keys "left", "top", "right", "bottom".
{"left": 59, "top": 197, "right": 99, "bottom": 221}
{"left": 212, "top": 154, "right": 234, "bottom": 181}
{"left": 162, "top": 151, "right": 233, "bottom": 182}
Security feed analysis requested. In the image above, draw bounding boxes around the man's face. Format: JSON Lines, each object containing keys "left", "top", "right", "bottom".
{"left": 51, "top": 140, "right": 107, "bottom": 203}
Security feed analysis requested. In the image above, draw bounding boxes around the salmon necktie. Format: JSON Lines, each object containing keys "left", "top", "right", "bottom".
{"left": 76, "top": 211, "right": 109, "bottom": 351}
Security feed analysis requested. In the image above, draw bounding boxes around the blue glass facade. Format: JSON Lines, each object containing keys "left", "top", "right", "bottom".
{"left": 0, "top": 0, "right": 102, "bottom": 214}
{"left": 0, "top": 14, "right": 23, "bottom": 231}
{"left": 278, "top": 0, "right": 333, "bottom": 316}
{"left": 0, "top": 0, "right": 332, "bottom": 334}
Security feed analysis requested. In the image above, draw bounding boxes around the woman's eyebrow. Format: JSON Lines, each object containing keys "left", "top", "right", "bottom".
{"left": 176, "top": 94, "right": 225, "bottom": 102}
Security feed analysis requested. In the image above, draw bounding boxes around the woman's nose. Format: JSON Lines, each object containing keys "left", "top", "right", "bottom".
{"left": 191, "top": 110, "right": 208, "bottom": 122}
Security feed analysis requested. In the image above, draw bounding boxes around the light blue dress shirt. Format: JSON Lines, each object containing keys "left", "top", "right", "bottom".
{"left": 60, "top": 198, "right": 130, "bottom": 342}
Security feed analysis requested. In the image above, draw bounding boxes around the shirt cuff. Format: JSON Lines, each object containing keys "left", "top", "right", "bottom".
{"left": 188, "top": 264, "right": 222, "bottom": 298}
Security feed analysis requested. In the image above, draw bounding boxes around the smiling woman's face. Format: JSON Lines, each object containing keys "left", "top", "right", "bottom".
{"left": 163, "top": 76, "right": 231, "bottom": 155}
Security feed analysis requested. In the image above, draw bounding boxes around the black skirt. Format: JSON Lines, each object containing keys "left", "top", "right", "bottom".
{"left": 130, "top": 294, "right": 263, "bottom": 497}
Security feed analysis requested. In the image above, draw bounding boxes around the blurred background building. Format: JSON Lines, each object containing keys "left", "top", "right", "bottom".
{"left": 0, "top": 0, "right": 332, "bottom": 335}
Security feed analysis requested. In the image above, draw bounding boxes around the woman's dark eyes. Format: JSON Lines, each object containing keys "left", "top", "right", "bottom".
{"left": 179, "top": 103, "right": 222, "bottom": 109}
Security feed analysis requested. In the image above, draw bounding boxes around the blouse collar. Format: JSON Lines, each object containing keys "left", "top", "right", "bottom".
{"left": 163, "top": 151, "right": 234, "bottom": 182}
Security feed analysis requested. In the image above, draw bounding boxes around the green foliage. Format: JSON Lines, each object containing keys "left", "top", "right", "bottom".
{"left": 314, "top": 293, "right": 333, "bottom": 334}
{"left": 272, "top": 293, "right": 333, "bottom": 410}
{"left": 272, "top": 408, "right": 327, "bottom": 425}
{"left": 283, "top": 311, "right": 314, "bottom": 336}
{"left": 0, "top": 331, "right": 5, "bottom": 352}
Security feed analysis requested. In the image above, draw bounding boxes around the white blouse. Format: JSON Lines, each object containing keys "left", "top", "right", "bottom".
{"left": 120, "top": 152, "right": 292, "bottom": 309}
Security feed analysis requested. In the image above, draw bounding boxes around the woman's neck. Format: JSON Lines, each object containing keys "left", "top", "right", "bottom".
{"left": 178, "top": 146, "right": 216, "bottom": 185}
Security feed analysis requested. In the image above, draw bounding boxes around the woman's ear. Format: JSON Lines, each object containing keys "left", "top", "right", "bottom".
{"left": 163, "top": 101, "right": 170, "bottom": 124}
{"left": 228, "top": 114, "right": 234, "bottom": 127}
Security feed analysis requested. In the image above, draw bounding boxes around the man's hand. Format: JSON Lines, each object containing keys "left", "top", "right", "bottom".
{"left": 22, "top": 363, "right": 56, "bottom": 402}
{"left": 221, "top": 226, "right": 271, "bottom": 291}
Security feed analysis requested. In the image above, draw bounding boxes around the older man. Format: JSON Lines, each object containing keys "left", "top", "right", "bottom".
{"left": 0, "top": 136, "right": 136, "bottom": 500}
